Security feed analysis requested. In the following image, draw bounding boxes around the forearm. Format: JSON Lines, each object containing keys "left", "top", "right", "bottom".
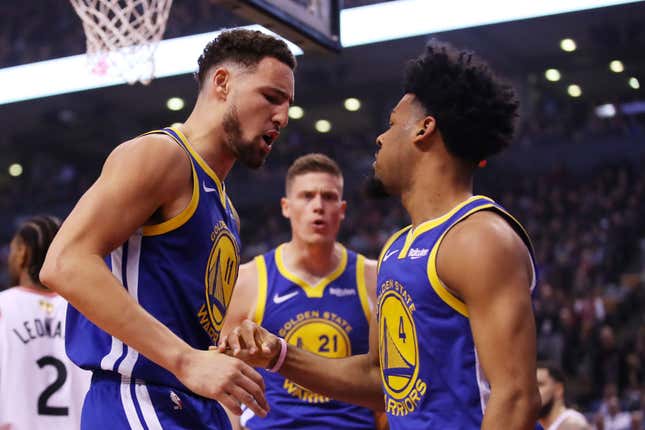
{"left": 41, "top": 252, "right": 191, "bottom": 375}
{"left": 481, "top": 389, "right": 540, "bottom": 430}
{"left": 279, "top": 345, "right": 384, "bottom": 411}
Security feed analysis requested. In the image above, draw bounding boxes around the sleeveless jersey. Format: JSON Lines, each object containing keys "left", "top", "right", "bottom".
{"left": 546, "top": 408, "right": 589, "bottom": 430}
{"left": 66, "top": 127, "right": 241, "bottom": 389}
{"left": 242, "top": 244, "right": 376, "bottom": 429}
{"left": 376, "top": 195, "right": 537, "bottom": 429}
{"left": 0, "top": 286, "right": 91, "bottom": 430}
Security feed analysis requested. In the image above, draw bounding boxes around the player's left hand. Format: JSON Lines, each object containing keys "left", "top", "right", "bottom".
{"left": 214, "top": 319, "right": 282, "bottom": 369}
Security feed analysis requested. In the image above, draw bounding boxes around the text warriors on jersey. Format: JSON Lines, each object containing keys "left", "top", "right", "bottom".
{"left": 278, "top": 310, "right": 353, "bottom": 403}
{"left": 198, "top": 220, "right": 239, "bottom": 344}
{"left": 378, "top": 279, "right": 427, "bottom": 416}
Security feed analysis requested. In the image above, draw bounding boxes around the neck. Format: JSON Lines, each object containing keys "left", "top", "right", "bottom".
{"left": 19, "top": 272, "right": 47, "bottom": 291}
{"left": 400, "top": 157, "right": 473, "bottom": 226}
{"left": 180, "top": 102, "right": 236, "bottom": 180}
{"left": 283, "top": 238, "right": 339, "bottom": 279}
{"left": 539, "top": 403, "right": 567, "bottom": 428}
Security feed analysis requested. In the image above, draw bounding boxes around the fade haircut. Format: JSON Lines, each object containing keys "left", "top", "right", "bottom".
{"left": 195, "top": 28, "right": 297, "bottom": 88}
{"left": 285, "top": 153, "right": 343, "bottom": 195}
{"left": 14, "top": 215, "right": 61, "bottom": 285}
{"left": 403, "top": 40, "right": 519, "bottom": 164}
{"left": 537, "top": 361, "right": 566, "bottom": 385}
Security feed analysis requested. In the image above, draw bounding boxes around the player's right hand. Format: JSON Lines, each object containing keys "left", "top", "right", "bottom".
{"left": 174, "top": 348, "right": 268, "bottom": 417}
{"left": 216, "top": 319, "right": 282, "bottom": 369}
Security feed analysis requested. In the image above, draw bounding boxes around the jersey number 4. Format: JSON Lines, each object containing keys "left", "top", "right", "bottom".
{"left": 37, "top": 355, "right": 69, "bottom": 416}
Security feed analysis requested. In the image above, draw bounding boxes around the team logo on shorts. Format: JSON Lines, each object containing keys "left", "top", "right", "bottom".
{"left": 198, "top": 221, "right": 239, "bottom": 344}
{"left": 378, "top": 280, "right": 426, "bottom": 416}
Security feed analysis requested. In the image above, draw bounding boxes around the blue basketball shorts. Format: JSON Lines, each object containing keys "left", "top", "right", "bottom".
{"left": 81, "top": 371, "right": 232, "bottom": 429}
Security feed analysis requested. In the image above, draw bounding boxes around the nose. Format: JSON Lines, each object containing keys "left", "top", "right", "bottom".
{"left": 273, "top": 104, "right": 289, "bottom": 129}
{"left": 312, "top": 194, "right": 324, "bottom": 212}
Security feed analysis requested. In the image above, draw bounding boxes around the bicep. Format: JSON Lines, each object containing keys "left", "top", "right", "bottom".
{"left": 439, "top": 215, "right": 536, "bottom": 389}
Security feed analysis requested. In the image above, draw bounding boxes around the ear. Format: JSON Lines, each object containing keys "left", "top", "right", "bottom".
{"left": 280, "top": 196, "right": 290, "bottom": 219}
{"left": 339, "top": 200, "right": 347, "bottom": 220}
{"left": 413, "top": 115, "right": 437, "bottom": 145}
{"left": 210, "top": 67, "right": 231, "bottom": 100}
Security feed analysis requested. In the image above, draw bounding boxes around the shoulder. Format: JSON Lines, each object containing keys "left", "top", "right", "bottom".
{"left": 106, "top": 133, "right": 191, "bottom": 181}
{"left": 441, "top": 210, "right": 529, "bottom": 270}
{"left": 560, "top": 410, "right": 591, "bottom": 430}
{"left": 437, "top": 210, "right": 532, "bottom": 296}
{"left": 100, "top": 133, "right": 192, "bottom": 198}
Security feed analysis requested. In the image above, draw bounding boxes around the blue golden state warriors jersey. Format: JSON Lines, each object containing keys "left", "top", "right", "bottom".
{"left": 242, "top": 244, "right": 376, "bottom": 430}
{"left": 66, "top": 127, "right": 241, "bottom": 390}
{"left": 376, "top": 196, "right": 537, "bottom": 429}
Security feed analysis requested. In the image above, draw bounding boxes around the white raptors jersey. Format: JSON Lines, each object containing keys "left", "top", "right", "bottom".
{"left": 0, "top": 286, "right": 91, "bottom": 430}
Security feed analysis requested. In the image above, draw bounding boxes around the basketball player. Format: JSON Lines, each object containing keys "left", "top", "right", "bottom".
{"left": 0, "top": 215, "right": 91, "bottom": 429}
{"left": 220, "top": 154, "right": 385, "bottom": 429}
{"left": 537, "top": 363, "right": 590, "bottom": 430}
{"left": 219, "top": 41, "right": 542, "bottom": 429}
{"left": 40, "top": 29, "right": 295, "bottom": 429}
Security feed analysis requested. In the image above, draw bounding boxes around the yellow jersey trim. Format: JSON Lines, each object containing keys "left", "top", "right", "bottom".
{"left": 227, "top": 196, "right": 241, "bottom": 232}
{"left": 169, "top": 127, "right": 227, "bottom": 208}
{"left": 376, "top": 226, "right": 412, "bottom": 273}
{"left": 426, "top": 203, "right": 496, "bottom": 318}
{"left": 142, "top": 153, "right": 200, "bottom": 237}
{"left": 399, "top": 195, "right": 493, "bottom": 259}
{"left": 355, "top": 254, "right": 371, "bottom": 322}
{"left": 253, "top": 255, "right": 268, "bottom": 324}
{"left": 275, "top": 244, "right": 348, "bottom": 298}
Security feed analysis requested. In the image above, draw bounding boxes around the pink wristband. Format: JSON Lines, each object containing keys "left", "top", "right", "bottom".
{"left": 267, "top": 337, "right": 287, "bottom": 373}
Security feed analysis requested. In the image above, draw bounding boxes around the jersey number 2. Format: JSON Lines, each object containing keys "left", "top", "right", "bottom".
{"left": 37, "top": 356, "right": 69, "bottom": 416}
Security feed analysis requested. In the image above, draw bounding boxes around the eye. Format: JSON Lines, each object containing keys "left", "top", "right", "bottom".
{"left": 264, "top": 93, "right": 280, "bottom": 104}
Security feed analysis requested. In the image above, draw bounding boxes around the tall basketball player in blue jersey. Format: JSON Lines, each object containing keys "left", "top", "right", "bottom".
{"left": 220, "top": 154, "right": 386, "bottom": 430}
{"left": 40, "top": 29, "right": 296, "bottom": 429}
{"left": 220, "top": 40, "right": 543, "bottom": 429}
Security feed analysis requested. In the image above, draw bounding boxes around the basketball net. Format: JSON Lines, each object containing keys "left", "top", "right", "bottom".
{"left": 70, "top": 0, "right": 173, "bottom": 85}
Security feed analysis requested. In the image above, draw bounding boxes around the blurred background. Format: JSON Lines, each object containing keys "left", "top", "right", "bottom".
{"left": 0, "top": 0, "right": 644, "bottom": 427}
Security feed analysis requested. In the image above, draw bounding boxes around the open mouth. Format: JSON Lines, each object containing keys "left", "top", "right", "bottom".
{"left": 313, "top": 219, "right": 326, "bottom": 228}
{"left": 262, "top": 130, "right": 280, "bottom": 146}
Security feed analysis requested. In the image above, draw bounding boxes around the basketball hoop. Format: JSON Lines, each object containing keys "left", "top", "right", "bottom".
{"left": 70, "top": 0, "right": 173, "bottom": 85}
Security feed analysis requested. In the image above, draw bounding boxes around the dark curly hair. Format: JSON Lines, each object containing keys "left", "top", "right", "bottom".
{"left": 196, "top": 29, "right": 297, "bottom": 88}
{"left": 14, "top": 215, "right": 61, "bottom": 285}
{"left": 404, "top": 40, "right": 518, "bottom": 163}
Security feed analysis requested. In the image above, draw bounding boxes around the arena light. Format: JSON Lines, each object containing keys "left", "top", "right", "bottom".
{"left": 0, "top": 25, "right": 303, "bottom": 105}
{"left": 171, "top": 122, "right": 183, "bottom": 128}
{"left": 8, "top": 163, "right": 23, "bottom": 177}
{"left": 0, "top": 0, "right": 642, "bottom": 105}
{"left": 609, "top": 60, "right": 625, "bottom": 73}
{"left": 166, "top": 97, "right": 185, "bottom": 111}
{"left": 568, "top": 84, "right": 582, "bottom": 97}
{"left": 288, "top": 106, "right": 305, "bottom": 119}
{"left": 560, "top": 38, "right": 577, "bottom": 52}
{"left": 595, "top": 103, "right": 616, "bottom": 118}
{"left": 340, "top": 0, "right": 643, "bottom": 47}
{"left": 629, "top": 77, "right": 640, "bottom": 89}
{"left": 545, "top": 68, "right": 561, "bottom": 82}
{"left": 315, "top": 120, "right": 332, "bottom": 133}
{"left": 344, "top": 98, "right": 361, "bottom": 111}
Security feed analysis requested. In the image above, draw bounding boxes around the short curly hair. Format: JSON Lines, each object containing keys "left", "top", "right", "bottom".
{"left": 404, "top": 41, "right": 518, "bottom": 163}
{"left": 195, "top": 29, "right": 297, "bottom": 88}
